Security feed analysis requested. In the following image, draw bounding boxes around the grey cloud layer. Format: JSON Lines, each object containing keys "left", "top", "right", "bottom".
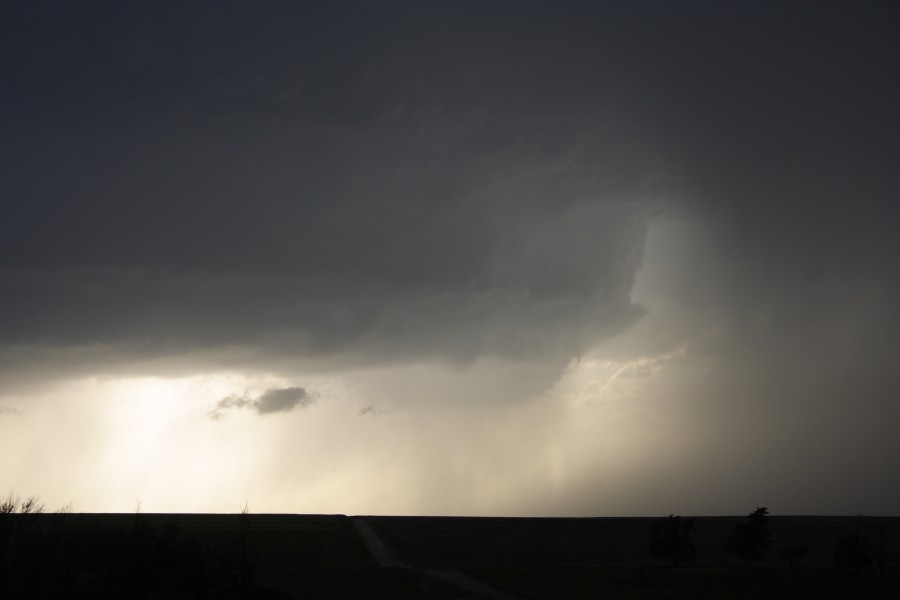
{"left": 0, "top": 3, "right": 666, "bottom": 380}
{"left": 1, "top": 1, "right": 898, "bottom": 386}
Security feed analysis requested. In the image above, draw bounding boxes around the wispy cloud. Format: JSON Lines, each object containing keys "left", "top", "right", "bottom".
{"left": 358, "top": 405, "right": 391, "bottom": 417}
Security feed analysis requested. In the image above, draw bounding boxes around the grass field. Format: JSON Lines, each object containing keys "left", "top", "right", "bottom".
{"left": 366, "top": 515, "right": 900, "bottom": 599}
{"left": 365, "top": 515, "right": 900, "bottom": 568}
{"left": 0, "top": 512, "right": 475, "bottom": 598}
{"left": 2, "top": 513, "right": 898, "bottom": 598}
{"left": 466, "top": 564, "right": 898, "bottom": 600}
{"left": 52, "top": 512, "right": 373, "bottom": 568}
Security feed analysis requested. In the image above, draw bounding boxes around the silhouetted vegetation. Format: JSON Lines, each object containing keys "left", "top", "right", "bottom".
{"left": 226, "top": 500, "right": 258, "bottom": 595}
{"left": 648, "top": 514, "right": 696, "bottom": 567}
{"left": 0, "top": 493, "right": 276, "bottom": 599}
{"left": 724, "top": 507, "right": 770, "bottom": 565}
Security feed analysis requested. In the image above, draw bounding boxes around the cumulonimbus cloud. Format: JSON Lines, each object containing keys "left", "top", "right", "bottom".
{"left": 0, "top": 3, "right": 664, "bottom": 388}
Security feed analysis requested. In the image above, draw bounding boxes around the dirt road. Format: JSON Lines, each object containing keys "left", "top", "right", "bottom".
{"left": 352, "top": 517, "right": 406, "bottom": 568}
{"left": 352, "top": 517, "right": 527, "bottom": 600}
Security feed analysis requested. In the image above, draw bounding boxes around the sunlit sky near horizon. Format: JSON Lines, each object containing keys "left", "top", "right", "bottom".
{"left": 2, "top": 1, "right": 899, "bottom": 515}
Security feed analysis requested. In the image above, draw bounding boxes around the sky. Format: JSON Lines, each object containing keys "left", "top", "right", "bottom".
{"left": 1, "top": 0, "right": 898, "bottom": 516}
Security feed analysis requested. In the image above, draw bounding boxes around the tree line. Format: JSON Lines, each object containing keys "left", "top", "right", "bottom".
{"left": 648, "top": 506, "right": 892, "bottom": 581}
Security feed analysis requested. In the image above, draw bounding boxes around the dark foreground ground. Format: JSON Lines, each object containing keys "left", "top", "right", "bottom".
{"left": 367, "top": 515, "right": 900, "bottom": 599}
{"left": 1, "top": 512, "right": 898, "bottom": 599}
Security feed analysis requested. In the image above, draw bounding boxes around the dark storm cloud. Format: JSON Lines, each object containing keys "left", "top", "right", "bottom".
{"left": 209, "top": 386, "right": 312, "bottom": 419}
{"left": 1, "top": 1, "right": 898, "bottom": 394}
{"left": 2, "top": 0, "right": 900, "bottom": 516}
{"left": 0, "top": 1, "right": 667, "bottom": 383}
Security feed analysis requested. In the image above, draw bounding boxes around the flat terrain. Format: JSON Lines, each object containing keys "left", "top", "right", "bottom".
{"left": 0, "top": 513, "right": 476, "bottom": 599}
{"left": 2, "top": 513, "right": 898, "bottom": 598}
{"left": 365, "top": 515, "right": 900, "bottom": 568}
{"left": 365, "top": 515, "right": 900, "bottom": 599}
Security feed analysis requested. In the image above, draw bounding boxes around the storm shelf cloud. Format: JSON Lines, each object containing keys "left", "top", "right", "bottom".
{"left": 1, "top": 1, "right": 898, "bottom": 516}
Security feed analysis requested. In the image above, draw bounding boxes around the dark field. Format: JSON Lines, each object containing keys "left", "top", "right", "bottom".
{"left": 2, "top": 512, "right": 898, "bottom": 598}
{"left": 366, "top": 516, "right": 900, "bottom": 599}
{"left": 366, "top": 515, "right": 900, "bottom": 568}
{"left": 0, "top": 513, "right": 475, "bottom": 599}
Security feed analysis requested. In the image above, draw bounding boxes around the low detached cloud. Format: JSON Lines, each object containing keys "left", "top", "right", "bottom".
{"left": 209, "top": 387, "right": 313, "bottom": 420}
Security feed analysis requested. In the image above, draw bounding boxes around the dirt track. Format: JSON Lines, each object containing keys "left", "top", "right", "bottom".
{"left": 352, "top": 517, "right": 525, "bottom": 600}
{"left": 352, "top": 517, "right": 405, "bottom": 568}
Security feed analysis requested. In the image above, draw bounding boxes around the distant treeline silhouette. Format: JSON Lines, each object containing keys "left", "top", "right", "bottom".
{"left": 649, "top": 506, "right": 893, "bottom": 581}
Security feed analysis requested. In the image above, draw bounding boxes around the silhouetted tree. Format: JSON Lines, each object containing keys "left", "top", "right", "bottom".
{"left": 648, "top": 514, "right": 697, "bottom": 567}
{"left": 724, "top": 507, "right": 770, "bottom": 565}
